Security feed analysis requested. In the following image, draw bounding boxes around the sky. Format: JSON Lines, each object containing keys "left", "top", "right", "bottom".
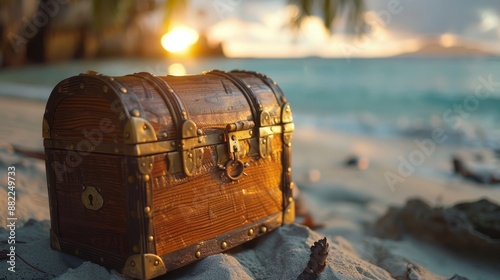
{"left": 184, "top": 0, "right": 500, "bottom": 58}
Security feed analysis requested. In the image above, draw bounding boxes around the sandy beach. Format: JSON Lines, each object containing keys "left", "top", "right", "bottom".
{"left": 1, "top": 93, "right": 499, "bottom": 280}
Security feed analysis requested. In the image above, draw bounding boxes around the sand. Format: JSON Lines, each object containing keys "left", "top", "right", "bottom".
{"left": 1, "top": 96, "right": 499, "bottom": 280}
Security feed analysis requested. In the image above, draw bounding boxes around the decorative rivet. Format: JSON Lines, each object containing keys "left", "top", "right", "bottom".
{"left": 260, "top": 226, "right": 267, "bottom": 234}
{"left": 144, "top": 174, "right": 150, "bottom": 181}
{"left": 221, "top": 241, "right": 227, "bottom": 249}
{"left": 249, "top": 130, "right": 253, "bottom": 136}
{"left": 197, "top": 128, "right": 203, "bottom": 135}
{"left": 130, "top": 260, "right": 136, "bottom": 267}
{"left": 287, "top": 167, "right": 292, "bottom": 173}
{"left": 149, "top": 163, "right": 153, "bottom": 168}
{"left": 125, "top": 132, "right": 130, "bottom": 139}
{"left": 288, "top": 197, "right": 293, "bottom": 203}
{"left": 144, "top": 206, "right": 151, "bottom": 214}
{"left": 162, "top": 132, "right": 168, "bottom": 138}
{"left": 287, "top": 143, "right": 292, "bottom": 147}
{"left": 154, "top": 260, "right": 159, "bottom": 266}
{"left": 120, "top": 87, "right": 127, "bottom": 94}
{"left": 133, "top": 245, "right": 139, "bottom": 253}
{"left": 171, "top": 142, "right": 176, "bottom": 147}
{"left": 265, "top": 115, "right": 269, "bottom": 120}
{"left": 188, "top": 153, "right": 193, "bottom": 158}
{"left": 287, "top": 208, "right": 292, "bottom": 213}
{"left": 127, "top": 175, "right": 135, "bottom": 184}
{"left": 195, "top": 251, "right": 201, "bottom": 258}
{"left": 79, "top": 83, "right": 84, "bottom": 89}
{"left": 274, "top": 117, "right": 279, "bottom": 124}
{"left": 102, "top": 86, "right": 108, "bottom": 93}
{"left": 248, "top": 228, "right": 254, "bottom": 236}
{"left": 290, "top": 182, "right": 294, "bottom": 190}
{"left": 281, "top": 96, "right": 287, "bottom": 103}
{"left": 273, "top": 81, "right": 278, "bottom": 86}
{"left": 131, "top": 109, "right": 140, "bottom": 117}
{"left": 109, "top": 77, "right": 114, "bottom": 81}
{"left": 143, "top": 124, "right": 148, "bottom": 130}
{"left": 148, "top": 235, "right": 154, "bottom": 242}
{"left": 262, "top": 139, "right": 266, "bottom": 144}
{"left": 198, "top": 137, "right": 203, "bottom": 143}
{"left": 246, "top": 85, "right": 251, "bottom": 89}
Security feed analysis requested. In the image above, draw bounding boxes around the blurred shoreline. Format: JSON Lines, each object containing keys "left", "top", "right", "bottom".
{"left": 0, "top": 57, "right": 500, "bottom": 279}
{"left": 1, "top": 94, "right": 499, "bottom": 279}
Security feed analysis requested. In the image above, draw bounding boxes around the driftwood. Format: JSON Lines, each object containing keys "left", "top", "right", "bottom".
{"left": 11, "top": 145, "right": 45, "bottom": 160}
{"left": 297, "top": 237, "right": 329, "bottom": 280}
{"left": 373, "top": 198, "right": 500, "bottom": 258}
{"left": 452, "top": 156, "right": 500, "bottom": 184}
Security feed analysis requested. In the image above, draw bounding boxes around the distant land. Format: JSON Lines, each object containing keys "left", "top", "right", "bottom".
{"left": 396, "top": 41, "right": 498, "bottom": 57}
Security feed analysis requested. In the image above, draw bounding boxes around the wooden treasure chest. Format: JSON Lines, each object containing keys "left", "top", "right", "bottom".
{"left": 43, "top": 70, "right": 295, "bottom": 279}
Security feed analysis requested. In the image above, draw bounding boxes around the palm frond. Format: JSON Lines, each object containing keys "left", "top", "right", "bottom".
{"left": 91, "top": 0, "right": 136, "bottom": 32}
{"left": 163, "top": 0, "right": 188, "bottom": 31}
{"left": 288, "top": 0, "right": 366, "bottom": 35}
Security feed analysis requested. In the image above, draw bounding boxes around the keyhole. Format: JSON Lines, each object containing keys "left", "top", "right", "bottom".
{"left": 88, "top": 194, "right": 94, "bottom": 206}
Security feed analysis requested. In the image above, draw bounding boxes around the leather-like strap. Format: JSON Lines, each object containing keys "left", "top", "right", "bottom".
{"left": 231, "top": 70, "right": 293, "bottom": 214}
{"left": 230, "top": 70, "right": 287, "bottom": 107}
{"left": 206, "top": 70, "right": 262, "bottom": 124}
{"left": 131, "top": 72, "right": 190, "bottom": 138}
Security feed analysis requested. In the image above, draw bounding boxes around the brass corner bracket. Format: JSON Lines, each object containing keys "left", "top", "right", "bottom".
{"left": 123, "top": 253, "right": 167, "bottom": 280}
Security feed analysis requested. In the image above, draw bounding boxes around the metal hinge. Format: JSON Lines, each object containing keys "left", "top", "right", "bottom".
{"left": 180, "top": 120, "right": 204, "bottom": 176}
{"left": 259, "top": 111, "right": 274, "bottom": 158}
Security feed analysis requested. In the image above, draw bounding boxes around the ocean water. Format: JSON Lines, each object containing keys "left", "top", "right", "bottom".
{"left": 1, "top": 57, "right": 499, "bottom": 149}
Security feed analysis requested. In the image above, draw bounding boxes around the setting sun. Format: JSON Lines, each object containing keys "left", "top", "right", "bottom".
{"left": 161, "top": 26, "right": 199, "bottom": 54}
{"left": 439, "top": 33, "right": 457, "bottom": 48}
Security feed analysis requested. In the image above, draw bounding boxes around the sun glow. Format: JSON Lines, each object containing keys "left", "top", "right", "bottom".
{"left": 168, "top": 63, "right": 187, "bottom": 75}
{"left": 161, "top": 26, "right": 199, "bottom": 53}
{"left": 439, "top": 33, "right": 457, "bottom": 48}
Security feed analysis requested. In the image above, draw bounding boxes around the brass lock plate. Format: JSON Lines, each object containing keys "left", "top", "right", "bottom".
{"left": 81, "top": 186, "right": 103, "bottom": 210}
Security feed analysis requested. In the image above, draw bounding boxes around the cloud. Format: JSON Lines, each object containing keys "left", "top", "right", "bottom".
{"left": 202, "top": 0, "right": 500, "bottom": 57}
{"left": 366, "top": 0, "right": 500, "bottom": 40}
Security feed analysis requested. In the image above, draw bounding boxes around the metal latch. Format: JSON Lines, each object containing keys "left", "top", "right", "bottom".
{"left": 219, "top": 121, "right": 253, "bottom": 181}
